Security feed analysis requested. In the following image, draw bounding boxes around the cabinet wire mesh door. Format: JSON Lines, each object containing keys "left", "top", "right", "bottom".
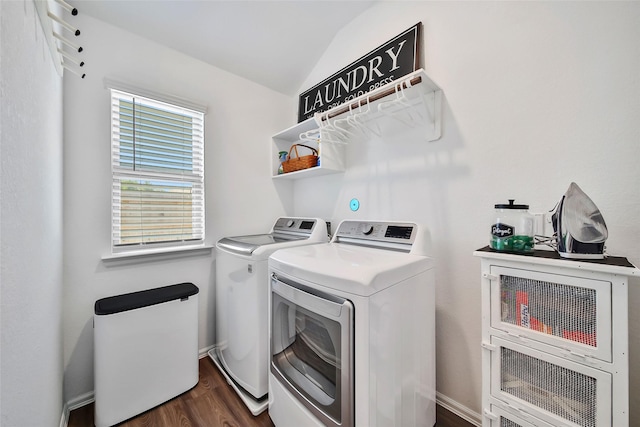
{"left": 500, "top": 418, "right": 522, "bottom": 427}
{"left": 486, "top": 403, "right": 556, "bottom": 427}
{"left": 490, "top": 337, "right": 611, "bottom": 427}
{"left": 500, "top": 275, "right": 597, "bottom": 346}
{"left": 490, "top": 267, "right": 612, "bottom": 362}
{"left": 501, "top": 347, "right": 596, "bottom": 426}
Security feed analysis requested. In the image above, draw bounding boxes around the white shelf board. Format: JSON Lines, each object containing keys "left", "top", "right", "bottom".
{"left": 272, "top": 165, "right": 343, "bottom": 180}
{"left": 272, "top": 116, "right": 317, "bottom": 141}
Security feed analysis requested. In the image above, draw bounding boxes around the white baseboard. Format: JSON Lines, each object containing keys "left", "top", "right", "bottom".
{"left": 64, "top": 347, "right": 481, "bottom": 427}
{"left": 436, "top": 392, "right": 482, "bottom": 426}
{"left": 59, "top": 391, "right": 95, "bottom": 427}
{"left": 59, "top": 403, "right": 69, "bottom": 427}
{"left": 199, "top": 344, "right": 214, "bottom": 358}
{"left": 67, "top": 390, "right": 95, "bottom": 411}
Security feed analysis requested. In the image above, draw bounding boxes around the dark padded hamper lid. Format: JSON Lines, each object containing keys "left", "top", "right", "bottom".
{"left": 95, "top": 282, "right": 199, "bottom": 315}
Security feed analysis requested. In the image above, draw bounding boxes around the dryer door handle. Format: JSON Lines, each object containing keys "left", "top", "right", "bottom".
{"left": 271, "top": 276, "right": 350, "bottom": 319}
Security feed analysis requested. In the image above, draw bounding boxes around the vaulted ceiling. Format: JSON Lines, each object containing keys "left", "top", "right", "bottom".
{"left": 73, "top": 0, "right": 377, "bottom": 95}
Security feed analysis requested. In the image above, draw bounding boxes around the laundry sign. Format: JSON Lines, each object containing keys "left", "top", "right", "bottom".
{"left": 297, "top": 23, "right": 421, "bottom": 123}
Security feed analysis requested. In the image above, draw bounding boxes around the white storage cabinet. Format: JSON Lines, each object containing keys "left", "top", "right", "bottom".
{"left": 474, "top": 248, "right": 638, "bottom": 427}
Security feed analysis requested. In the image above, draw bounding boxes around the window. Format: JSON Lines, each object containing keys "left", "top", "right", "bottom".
{"left": 110, "top": 89, "right": 205, "bottom": 250}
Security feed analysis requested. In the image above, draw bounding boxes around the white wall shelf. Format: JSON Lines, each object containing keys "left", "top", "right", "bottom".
{"left": 271, "top": 117, "right": 345, "bottom": 180}
{"left": 271, "top": 68, "right": 443, "bottom": 180}
{"left": 474, "top": 247, "right": 639, "bottom": 427}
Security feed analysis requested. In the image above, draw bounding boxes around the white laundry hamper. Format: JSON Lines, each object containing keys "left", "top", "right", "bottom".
{"left": 94, "top": 282, "right": 199, "bottom": 427}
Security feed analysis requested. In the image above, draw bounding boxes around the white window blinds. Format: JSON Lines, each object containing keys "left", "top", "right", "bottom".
{"left": 110, "top": 89, "right": 205, "bottom": 249}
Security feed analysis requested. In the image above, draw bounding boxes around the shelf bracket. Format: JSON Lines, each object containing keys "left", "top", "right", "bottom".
{"left": 425, "top": 88, "right": 442, "bottom": 142}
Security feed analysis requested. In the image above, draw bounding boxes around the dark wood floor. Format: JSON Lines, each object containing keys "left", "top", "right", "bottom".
{"left": 68, "top": 357, "right": 475, "bottom": 427}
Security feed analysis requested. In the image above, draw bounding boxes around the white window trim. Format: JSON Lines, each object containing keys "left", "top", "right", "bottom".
{"left": 106, "top": 79, "right": 208, "bottom": 256}
{"left": 103, "top": 77, "right": 208, "bottom": 114}
{"left": 102, "top": 244, "right": 213, "bottom": 264}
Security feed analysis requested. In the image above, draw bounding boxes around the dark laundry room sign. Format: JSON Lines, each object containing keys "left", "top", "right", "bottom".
{"left": 297, "top": 23, "right": 421, "bottom": 123}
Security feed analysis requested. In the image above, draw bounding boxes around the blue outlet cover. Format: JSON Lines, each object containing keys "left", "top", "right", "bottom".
{"left": 349, "top": 198, "right": 360, "bottom": 211}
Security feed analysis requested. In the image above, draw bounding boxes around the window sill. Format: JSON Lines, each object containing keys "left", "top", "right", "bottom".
{"left": 102, "top": 244, "right": 214, "bottom": 265}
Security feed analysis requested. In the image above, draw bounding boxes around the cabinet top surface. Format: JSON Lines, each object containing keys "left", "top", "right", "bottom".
{"left": 474, "top": 246, "right": 639, "bottom": 276}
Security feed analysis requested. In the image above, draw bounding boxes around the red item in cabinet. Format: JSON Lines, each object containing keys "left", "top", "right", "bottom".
{"left": 563, "top": 330, "right": 597, "bottom": 347}
{"left": 530, "top": 317, "right": 553, "bottom": 334}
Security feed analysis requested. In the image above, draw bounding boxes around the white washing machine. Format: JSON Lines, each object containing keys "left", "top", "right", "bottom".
{"left": 209, "top": 217, "right": 328, "bottom": 415}
{"left": 268, "top": 220, "right": 436, "bottom": 427}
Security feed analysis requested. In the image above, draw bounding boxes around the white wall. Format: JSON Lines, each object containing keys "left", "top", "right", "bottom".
{"left": 1, "top": 1, "right": 65, "bottom": 425}
{"left": 294, "top": 1, "right": 640, "bottom": 423}
{"left": 62, "top": 14, "right": 294, "bottom": 402}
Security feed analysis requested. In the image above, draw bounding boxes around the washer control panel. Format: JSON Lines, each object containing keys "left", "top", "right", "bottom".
{"left": 273, "top": 217, "right": 317, "bottom": 234}
{"left": 334, "top": 221, "right": 416, "bottom": 244}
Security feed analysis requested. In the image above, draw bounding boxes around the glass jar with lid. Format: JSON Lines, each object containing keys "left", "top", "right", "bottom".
{"left": 490, "top": 199, "right": 534, "bottom": 253}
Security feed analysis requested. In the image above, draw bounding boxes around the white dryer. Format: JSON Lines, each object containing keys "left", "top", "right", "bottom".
{"left": 209, "top": 217, "right": 328, "bottom": 415}
{"left": 268, "top": 220, "right": 436, "bottom": 427}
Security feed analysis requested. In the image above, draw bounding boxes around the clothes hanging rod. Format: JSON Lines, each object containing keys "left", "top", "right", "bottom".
{"left": 58, "top": 48, "right": 84, "bottom": 67}
{"left": 53, "top": 31, "right": 83, "bottom": 52}
{"left": 55, "top": 0, "right": 78, "bottom": 16}
{"left": 63, "top": 63, "right": 85, "bottom": 79}
{"left": 48, "top": 10, "right": 80, "bottom": 36}
{"left": 320, "top": 75, "right": 423, "bottom": 121}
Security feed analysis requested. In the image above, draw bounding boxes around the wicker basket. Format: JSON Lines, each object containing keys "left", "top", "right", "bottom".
{"left": 282, "top": 144, "right": 318, "bottom": 173}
